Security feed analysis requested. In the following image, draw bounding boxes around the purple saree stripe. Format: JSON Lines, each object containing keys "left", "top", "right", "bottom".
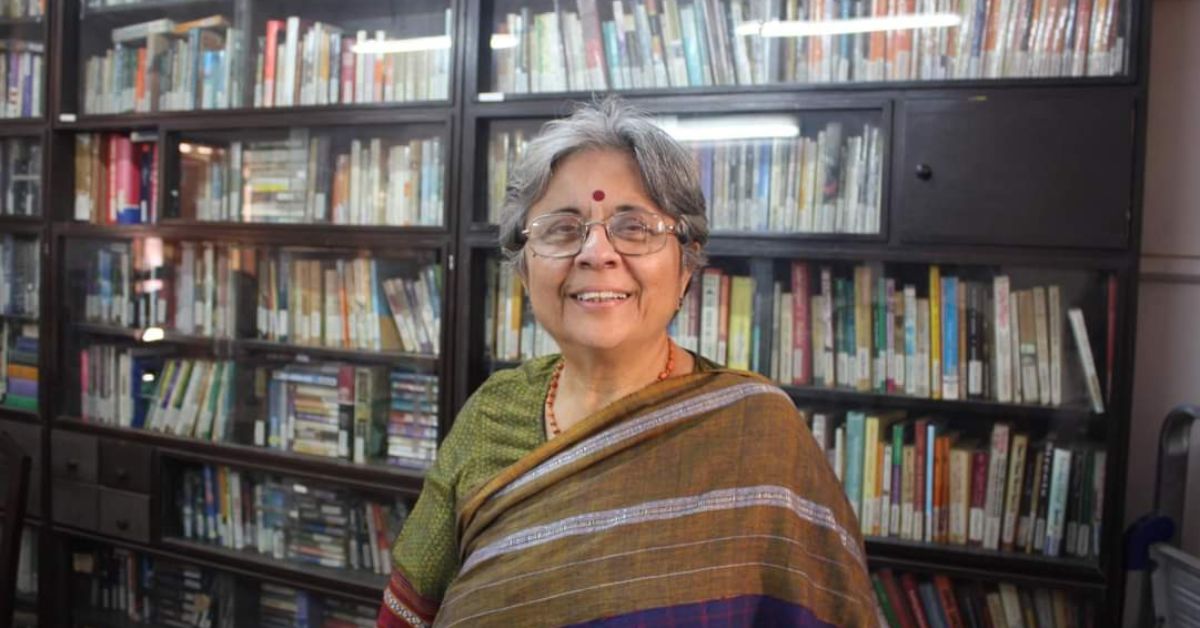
{"left": 567, "top": 595, "right": 839, "bottom": 628}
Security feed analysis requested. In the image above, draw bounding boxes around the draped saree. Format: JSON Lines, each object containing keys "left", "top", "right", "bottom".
{"left": 379, "top": 357, "right": 878, "bottom": 627}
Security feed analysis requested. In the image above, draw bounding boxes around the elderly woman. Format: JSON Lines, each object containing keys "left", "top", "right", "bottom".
{"left": 378, "top": 100, "right": 876, "bottom": 627}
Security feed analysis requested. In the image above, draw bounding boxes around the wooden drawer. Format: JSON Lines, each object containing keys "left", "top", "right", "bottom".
{"left": 0, "top": 419, "right": 41, "bottom": 516}
{"left": 52, "top": 430, "right": 98, "bottom": 483}
{"left": 52, "top": 480, "right": 97, "bottom": 531}
{"left": 97, "top": 488, "right": 151, "bottom": 543}
{"left": 99, "top": 439, "right": 152, "bottom": 493}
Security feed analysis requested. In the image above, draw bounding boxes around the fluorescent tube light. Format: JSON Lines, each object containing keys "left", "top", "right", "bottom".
{"left": 658, "top": 115, "right": 800, "bottom": 142}
{"left": 353, "top": 35, "right": 451, "bottom": 55}
{"left": 491, "top": 33, "right": 519, "bottom": 49}
{"left": 736, "top": 13, "right": 962, "bottom": 38}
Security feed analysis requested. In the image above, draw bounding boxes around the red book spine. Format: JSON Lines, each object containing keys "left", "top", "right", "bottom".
{"left": 900, "top": 573, "right": 931, "bottom": 628}
{"left": 879, "top": 568, "right": 917, "bottom": 628}
{"left": 969, "top": 449, "right": 989, "bottom": 546}
{"left": 340, "top": 35, "right": 356, "bottom": 104}
{"left": 791, "top": 261, "right": 811, "bottom": 385}
{"left": 106, "top": 133, "right": 119, "bottom": 223}
{"left": 933, "top": 575, "right": 965, "bottom": 628}
{"left": 914, "top": 417, "right": 928, "bottom": 541}
{"left": 263, "top": 19, "right": 284, "bottom": 107}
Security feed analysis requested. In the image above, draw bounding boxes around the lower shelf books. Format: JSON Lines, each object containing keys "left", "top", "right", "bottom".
{"left": 1, "top": 321, "right": 38, "bottom": 411}
{"left": 259, "top": 582, "right": 374, "bottom": 628}
{"left": 0, "top": 137, "right": 41, "bottom": 216}
{"left": 806, "top": 410, "right": 1106, "bottom": 560}
{"left": 70, "top": 543, "right": 228, "bottom": 626}
{"left": 174, "top": 462, "right": 410, "bottom": 576}
{"left": 68, "top": 538, "right": 379, "bottom": 627}
{"left": 0, "top": 233, "right": 39, "bottom": 317}
{"left": 871, "top": 568, "right": 1095, "bottom": 628}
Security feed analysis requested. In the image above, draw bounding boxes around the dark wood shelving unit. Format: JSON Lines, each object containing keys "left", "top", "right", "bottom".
{"left": 0, "top": 0, "right": 1150, "bottom": 623}
{"left": 55, "top": 417, "right": 426, "bottom": 496}
{"left": 159, "top": 537, "right": 389, "bottom": 602}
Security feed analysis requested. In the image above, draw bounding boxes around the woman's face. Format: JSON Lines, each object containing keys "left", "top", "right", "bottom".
{"left": 522, "top": 148, "right": 690, "bottom": 358}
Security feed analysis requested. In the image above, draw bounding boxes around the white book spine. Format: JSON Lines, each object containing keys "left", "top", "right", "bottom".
{"left": 994, "top": 275, "right": 1012, "bottom": 403}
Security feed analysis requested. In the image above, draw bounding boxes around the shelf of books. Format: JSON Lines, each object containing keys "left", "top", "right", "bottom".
{"left": 0, "top": 0, "right": 44, "bottom": 121}
{"left": 56, "top": 235, "right": 445, "bottom": 476}
{"left": 474, "top": 0, "right": 1133, "bottom": 101}
{"left": 63, "top": 535, "right": 382, "bottom": 626}
{"left": 1, "top": 230, "right": 40, "bottom": 418}
{"left": 68, "top": 0, "right": 455, "bottom": 120}
{"left": 70, "top": 123, "right": 450, "bottom": 229}
{"left": 870, "top": 566, "right": 1100, "bottom": 627}
{"left": 472, "top": 249, "right": 1118, "bottom": 584}
{"left": 475, "top": 109, "right": 887, "bottom": 235}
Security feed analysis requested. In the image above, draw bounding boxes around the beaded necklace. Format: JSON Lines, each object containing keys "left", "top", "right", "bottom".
{"left": 544, "top": 341, "right": 676, "bottom": 437}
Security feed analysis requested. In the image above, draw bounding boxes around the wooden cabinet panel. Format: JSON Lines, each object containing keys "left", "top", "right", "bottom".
{"left": 895, "top": 95, "right": 1134, "bottom": 248}
{"left": 52, "top": 431, "right": 98, "bottom": 483}
{"left": 99, "top": 439, "right": 152, "bottom": 493}
{"left": 97, "top": 488, "right": 151, "bottom": 543}
{"left": 0, "top": 419, "right": 41, "bottom": 516}
{"left": 52, "top": 480, "right": 97, "bottom": 531}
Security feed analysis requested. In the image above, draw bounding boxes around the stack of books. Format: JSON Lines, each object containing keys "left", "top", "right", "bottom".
{"left": 261, "top": 362, "right": 389, "bottom": 464}
{"left": 0, "top": 40, "right": 43, "bottom": 118}
{"left": 806, "top": 410, "right": 1106, "bottom": 560}
{"left": 670, "top": 263, "right": 1108, "bottom": 414}
{"left": 252, "top": 11, "right": 453, "bottom": 108}
{"left": 180, "top": 132, "right": 445, "bottom": 227}
{"left": 1, "top": 322, "right": 38, "bottom": 411}
{"left": 256, "top": 254, "right": 442, "bottom": 355}
{"left": 0, "top": 138, "right": 41, "bottom": 216}
{"left": 177, "top": 464, "right": 409, "bottom": 575}
{"left": 680, "top": 118, "right": 883, "bottom": 234}
{"left": 489, "top": 0, "right": 1128, "bottom": 92}
{"left": 387, "top": 369, "right": 439, "bottom": 470}
{"left": 82, "top": 15, "right": 243, "bottom": 114}
{"left": 259, "top": 582, "right": 375, "bottom": 627}
{"left": 0, "top": 234, "right": 38, "bottom": 316}
{"left": 483, "top": 259, "right": 559, "bottom": 363}
{"left": 72, "top": 132, "right": 159, "bottom": 224}
{"left": 872, "top": 568, "right": 1092, "bottom": 627}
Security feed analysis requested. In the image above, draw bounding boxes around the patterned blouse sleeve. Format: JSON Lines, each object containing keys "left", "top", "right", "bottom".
{"left": 376, "top": 402, "right": 475, "bottom": 627}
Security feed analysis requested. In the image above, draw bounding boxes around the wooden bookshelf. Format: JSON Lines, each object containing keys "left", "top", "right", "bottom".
{"left": 0, "top": 0, "right": 1153, "bottom": 623}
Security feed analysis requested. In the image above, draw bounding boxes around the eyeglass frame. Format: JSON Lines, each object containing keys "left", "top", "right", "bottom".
{"left": 519, "top": 209, "right": 689, "bottom": 259}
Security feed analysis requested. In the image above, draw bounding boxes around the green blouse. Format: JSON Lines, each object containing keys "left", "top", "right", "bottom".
{"left": 390, "top": 352, "right": 716, "bottom": 602}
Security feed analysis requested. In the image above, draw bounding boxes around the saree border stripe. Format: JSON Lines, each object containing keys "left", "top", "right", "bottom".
{"left": 494, "top": 382, "right": 788, "bottom": 500}
{"left": 461, "top": 484, "right": 864, "bottom": 574}
{"left": 442, "top": 561, "right": 864, "bottom": 627}
{"left": 564, "top": 594, "right": 837, "bottom": 627}
{"left": 443, "top": 533, "right": 856, "bottom": 608}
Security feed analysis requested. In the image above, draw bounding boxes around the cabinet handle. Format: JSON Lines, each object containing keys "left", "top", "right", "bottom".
{"left": 915, "top": 163, "right": 933, "bottom": 181}
{"left": 116, "top": 469, "right": 128, "bottom": 482}
{"left": 66, "top": 459, "right": 79, "bottom": 474}
{"left": 116, "top": 519, "right": 130, "bottom": 531}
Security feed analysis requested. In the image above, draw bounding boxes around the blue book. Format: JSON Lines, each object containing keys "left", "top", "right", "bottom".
{"left": 691, "top": 0, "right": 713, "bottom": 86}
{"left": 941, "top": 276, "right": 959, "bottom": 399}
{"left": 918, "top": 581, "right": 950, "bottom": 628}
{"left": 602, "top": 21, "right": 623, "bottom": 90}
{"left": 755, "top": 143, "right": 770, "bottom": 231}
{"left": 925, "top": 422, "right": 936, "bottom": 541}
{"left": 844, "top": 411, "right": 866, "bottom": 519}
{"left": 678, "top": 5, "right": 702, "bottom": 86}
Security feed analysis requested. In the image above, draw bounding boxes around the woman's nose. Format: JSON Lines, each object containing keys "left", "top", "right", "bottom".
{"left": 576, "top": 222, "right": 620, "bottom": 266}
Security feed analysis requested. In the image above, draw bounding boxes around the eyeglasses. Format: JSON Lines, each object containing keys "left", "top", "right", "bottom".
{"left": 521, "top": 210, "right": 684, "bottom": 258}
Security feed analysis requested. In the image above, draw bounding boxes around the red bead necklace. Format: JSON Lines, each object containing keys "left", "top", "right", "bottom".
{"left": 545, "top": 341, "right": 676, "bottom": 437}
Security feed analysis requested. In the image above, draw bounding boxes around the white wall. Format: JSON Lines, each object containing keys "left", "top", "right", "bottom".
{"left": 1126, "top": 0, "right": 1200, "bottom": 556}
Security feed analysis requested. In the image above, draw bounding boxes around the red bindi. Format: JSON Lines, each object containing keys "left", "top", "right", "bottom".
{"left": 592, "top": 189, "right": 605, "bottom": 202}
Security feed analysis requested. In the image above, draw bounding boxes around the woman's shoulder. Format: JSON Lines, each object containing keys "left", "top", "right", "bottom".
{"left": 467, "top": 354, "right": 559, "bottom": 409}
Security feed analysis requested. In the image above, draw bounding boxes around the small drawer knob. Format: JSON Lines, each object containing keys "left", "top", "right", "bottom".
{"left": 915, "top": 163, "right": 933, "bottom": 181}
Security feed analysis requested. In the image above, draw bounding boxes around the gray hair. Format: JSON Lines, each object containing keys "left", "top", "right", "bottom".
{"left": 498, "top": 99, "right": 709, "bottom": 275}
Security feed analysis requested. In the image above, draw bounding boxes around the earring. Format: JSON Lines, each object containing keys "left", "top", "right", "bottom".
{"left": 677, "top": 296, "right": 684, "bottom": 310}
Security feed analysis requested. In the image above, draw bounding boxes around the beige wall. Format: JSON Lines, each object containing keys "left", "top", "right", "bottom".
{"left": 1127, "top": 0, "right": 1200, "bottom": 556}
